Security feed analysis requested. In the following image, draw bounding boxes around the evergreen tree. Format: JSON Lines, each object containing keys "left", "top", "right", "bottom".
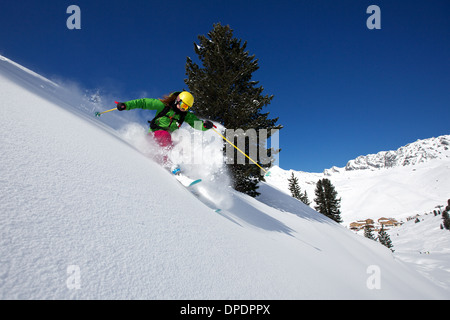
{"left": 364, "top": 225, "right": 376, "bottom": 240}
{"left": 185, "top": 23, "right": 282, "bottom": 197}
{"left": 300, "top": 190, "right": 311, "bottom": 206}
{"left": 288, "top": 173, "right": 302, "bottom": 200}
{"left": 442, "top": 200, "right": 450, "bottom": 230}
{"left": 314, "top": 178, "right": 342, "bottom": 223}
{"left": 288, "top": 173, "right": 311, "bottom": 205}
{"left": 377, "top": 225, "right": 394, "bottom": 252}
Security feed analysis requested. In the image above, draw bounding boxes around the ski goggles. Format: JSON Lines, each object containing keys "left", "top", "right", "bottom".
{"left": 176, "top": 99, "right": 190, "bottom": 111}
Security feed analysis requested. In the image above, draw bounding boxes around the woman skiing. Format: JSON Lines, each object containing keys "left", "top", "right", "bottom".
{"left": 116, "top": 91, "right": 213, "bottom": 169}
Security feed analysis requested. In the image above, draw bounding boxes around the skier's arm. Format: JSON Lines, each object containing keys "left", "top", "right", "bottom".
{"left": 184, "top": 113, "right": 212, "bottom": 131}
{"left": 121, "top": 98, "right": 166, "bottom": 112}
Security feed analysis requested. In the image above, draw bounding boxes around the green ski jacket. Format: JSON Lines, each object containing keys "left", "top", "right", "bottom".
{"left": 124, "top": 98, "right": 208, "bottom": 133}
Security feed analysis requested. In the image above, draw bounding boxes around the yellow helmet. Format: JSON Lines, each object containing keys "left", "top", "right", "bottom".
{"left": 178, "top": 91, "right": 194, "bottom": 109}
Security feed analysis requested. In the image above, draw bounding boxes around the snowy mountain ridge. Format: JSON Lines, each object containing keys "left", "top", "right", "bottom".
{"left": 324, "top": 135, "right": 450, "bottom": 175}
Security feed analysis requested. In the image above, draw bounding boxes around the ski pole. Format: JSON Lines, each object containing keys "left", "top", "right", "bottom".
{"left": 95, "top": 108, "right": 116, "bottom": 117}
{"left": 94, "top": 102, "right": 120, "bottom": 117}
{"left": 211, "top": 126, "right": 268, "bottom": 175}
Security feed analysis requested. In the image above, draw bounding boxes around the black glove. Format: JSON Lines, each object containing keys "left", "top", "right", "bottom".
{"left": 203, "top": 120, "right": 213, "bottom": 129}
{"left": 116, "top": 102, "right": 127, "bottom": 111}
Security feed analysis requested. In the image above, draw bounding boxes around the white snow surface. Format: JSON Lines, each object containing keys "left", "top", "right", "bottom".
{"left": 0, "top": 55, "right": 448, "bottom": 299}
{"left": 387, "top": 213, "right": 450, "bottom": 292}
{"left": 263, "top": 129, "right": 450, "bottom": 296}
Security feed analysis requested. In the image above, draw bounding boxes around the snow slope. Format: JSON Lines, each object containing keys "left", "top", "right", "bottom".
{"left": 0, "top": 55, "right": 448, "bottom": 299}
{"left": 387, "top": 213, "right": 450, "bottom": 292}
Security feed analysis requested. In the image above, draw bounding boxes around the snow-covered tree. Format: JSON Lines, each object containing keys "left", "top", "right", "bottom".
{"left": 377, "top": 226, "right": 394, "bottom": 252}
{"left": 364, "top": 225, "right": 376, "bottom": 240}
{"left": 442, "top": 199, "right": 450, "bottom": 230}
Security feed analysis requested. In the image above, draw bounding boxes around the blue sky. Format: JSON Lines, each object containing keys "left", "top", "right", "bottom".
{"left": 1, "top": 0, "right": 449, "bottom": 172}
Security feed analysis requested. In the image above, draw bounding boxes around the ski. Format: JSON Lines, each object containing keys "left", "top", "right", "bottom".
{"left": 170, "top": 168, "right": 222, "bottom": 212}
{"left": 188, "top": 179, "right": 202, "bottom": 187}
{"left": 174, "top": 173, "right": 202, "bottom": 188}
